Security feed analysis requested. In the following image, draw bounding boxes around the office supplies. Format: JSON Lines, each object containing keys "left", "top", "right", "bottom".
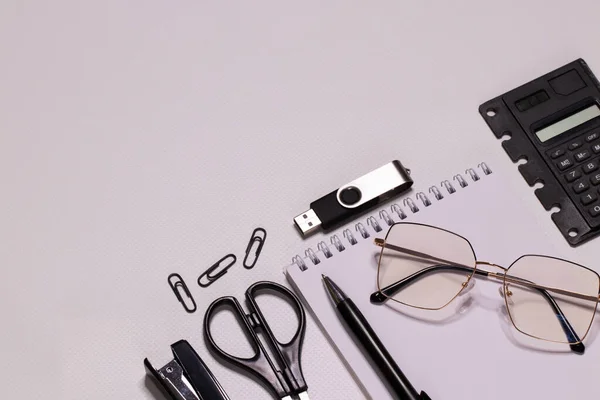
{"left": 370, "top": 222, "right": 600, "bottom": 354}
{"left": 144, "top": 340, "right": 230, "bottom": 400}
{"left": 323, "top": 275, "right": 432, "bottom": 400}
{"left": 204, "top": 281, "right": 309, "bottom": 400}
{"left": 168, "top": 273, "right": 197, "bottom": 313}
{"left": 198, "top": 254, "right": 236, "bottom": 287}
{"left": 243, "top": 227, "right": 267, "bottom": 269}
{"left": 294, "top": 160, "right": 413, "bottom": 236}
{"left": 480, "top": 58, "right": 600, "bottom": 246}
{"left": 285, "top": 163, "right": 600, "bottom": 400}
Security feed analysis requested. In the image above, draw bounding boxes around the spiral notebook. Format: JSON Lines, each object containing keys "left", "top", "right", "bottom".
{"left": 285, "top": 163, "right": 596, "bottom": 400}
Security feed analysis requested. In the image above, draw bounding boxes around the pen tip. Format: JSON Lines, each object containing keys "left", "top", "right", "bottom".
{"left": 321, "top": 274, "right": 326, "bottom": 279}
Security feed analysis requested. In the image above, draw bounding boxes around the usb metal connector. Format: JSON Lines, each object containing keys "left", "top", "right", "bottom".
{"left": 294, "top": 209, "right": 322, "bottom": 235}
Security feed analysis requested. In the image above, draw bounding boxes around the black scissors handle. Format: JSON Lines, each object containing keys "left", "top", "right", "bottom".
{"left": 203, "top": 281, "right": 307, "bottom": 399}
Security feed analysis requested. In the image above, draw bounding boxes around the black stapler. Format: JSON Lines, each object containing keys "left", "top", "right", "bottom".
{"left": 144, "top": 340, "right": 230, "bottom": 400}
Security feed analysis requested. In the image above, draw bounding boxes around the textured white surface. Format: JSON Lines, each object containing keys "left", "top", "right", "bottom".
{"left": 2, "top": 1, "right": 600, "bottom": 399}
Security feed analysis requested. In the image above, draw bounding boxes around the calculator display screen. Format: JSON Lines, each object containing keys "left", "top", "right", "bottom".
{"left": 536, "top": 104, "right": 600, "bottom": 142}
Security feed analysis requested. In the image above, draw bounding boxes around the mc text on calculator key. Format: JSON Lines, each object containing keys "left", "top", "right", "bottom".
{"left": 586, "top": 132, "right": 600, "bottom": 142}
{"left": 583, "top": 160, "right": 599, "bottom": 174}
{"left": 557, "top": 157, "right": 574, "bottom": 171}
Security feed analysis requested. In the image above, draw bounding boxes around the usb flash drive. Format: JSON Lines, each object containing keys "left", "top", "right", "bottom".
{"left": 294, "top": 160, "right": 413, "bottom": 236}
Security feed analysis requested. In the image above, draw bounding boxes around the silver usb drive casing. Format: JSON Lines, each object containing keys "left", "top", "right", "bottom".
{"left": 294, "top": 160, "right": 413, "bottom": 236}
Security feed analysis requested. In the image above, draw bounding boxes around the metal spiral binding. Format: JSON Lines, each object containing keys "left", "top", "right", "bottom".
{"left": 454, "top": 174, "right": 468, "bottom": 188}
{"left": 379, "top": 210, "right": 394, "bottom": 226}
{"left": 343, "top": 229, "right": 358, "bottom": 245}
{"left": 292, "top": 255, "right": 307, "bottom": 271}
{"left": 391, "top": 204, "right": 407, "bottom": 220}
{"left": 367, "top": 216, "right": 382, "bottom": 232}
{"left": 478, "top": 162, "right": 492, "bottom": 175}
{"left": 355, "top": 222, "right": 370, "bottom": 239}
{"left": 331, "top": 234, "right": 345, "bottom": 252}
{"left": 305, "top": 248, "right": 320, "bottom": 265}
{"left": 296, "top": 162, "right": 491, "bottom": 271}
{"left": 416, "top": 192, "right": 431, "bottom": 207}
{"left": 429, "top": 185, "right": 443, "bottom": 200}
{"left": 317, "top": 241, "right": 333, "bottom": 258}
{"left": 441, "top": 180, "right": 456, "bottom": 194}
{"left": 466, "top": 168, "right": 480, "bottom": 181}
{"left": 403, "top": 197, "right": 419, "bottom": 213}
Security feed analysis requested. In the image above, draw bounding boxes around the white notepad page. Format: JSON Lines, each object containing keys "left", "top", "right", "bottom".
{"left": 286, "top": 165, "right": 599, "bottom": 400}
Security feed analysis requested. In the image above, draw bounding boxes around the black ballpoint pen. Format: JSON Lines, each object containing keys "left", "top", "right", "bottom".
{"left": 322, "top": 275, "right": 431, "bottom": 400}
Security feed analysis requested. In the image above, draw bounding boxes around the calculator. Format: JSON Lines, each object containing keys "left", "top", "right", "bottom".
{"left": 480, "top": 59, "right": 600, "bottom": 246}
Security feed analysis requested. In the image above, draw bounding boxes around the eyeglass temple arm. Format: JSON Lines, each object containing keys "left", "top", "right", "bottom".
{"left": 371, "top": 241, "right": 586, "bottom": 354}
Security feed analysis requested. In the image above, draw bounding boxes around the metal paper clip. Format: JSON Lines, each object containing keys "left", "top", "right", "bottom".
{"left": 168, "top": 273, "right": 197, "bottom": 314}
{"left": 243, "top": 227, "right": 267, "bottom": 269}
{"left": 198, "top": 254, "right": 236, "bottom": 288}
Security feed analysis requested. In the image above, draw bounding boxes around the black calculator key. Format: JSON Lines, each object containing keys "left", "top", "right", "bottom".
{"left": 593, "top": 143, "right": 600, "bottom": 154}
{"left": 583, "top": 160, "right": 599, "bottom": 174}
{"left": 557, "top": 157, "right": 574, "bottom": 171}
{"left": 569, "top": 140, "right": 583, "bottom": 151}
{"left": 592, "top": 173, "right": 600, "bottom": 185}
{"left": 581, "top": 192, "right": 598, "bottom": 205}
{"left": 565, "top": 169, "right": 582, "bottom": 182}
{"left": 574, "top": 150, "right": 591, "bottom": 162}
{"left": 573, "top": 180, "right": 590, "bottom": 194}
{"left": 589, "top": 204, "right": 600, "bottom": 217}
{"left": 550, "top": 148, "right": 565, "bottom": 159}
{"left": 586, "top": 132, "right": 600, "bottom": 142}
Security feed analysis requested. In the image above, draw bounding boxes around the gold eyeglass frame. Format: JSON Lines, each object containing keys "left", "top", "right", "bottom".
{"left": 372, "top": 222, "right": 600, "bottom": 348}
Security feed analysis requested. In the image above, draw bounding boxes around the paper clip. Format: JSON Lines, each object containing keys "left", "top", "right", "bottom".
{"left": 168, "top": 273, "right": 197, "bottom": 314}
{"left": 198, "top": 254, "right": 237, "bottom": 288}
{"left": 243, "top": 227, "right": 267, "bottom": 269}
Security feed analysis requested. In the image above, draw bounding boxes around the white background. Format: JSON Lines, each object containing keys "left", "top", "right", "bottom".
{"left": 2, "top": 1, "right": 600, "bottom": 399}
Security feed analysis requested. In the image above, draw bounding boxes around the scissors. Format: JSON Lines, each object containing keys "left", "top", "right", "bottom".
{"left": 203, "top": 281, "right": 309, "bottom": 400}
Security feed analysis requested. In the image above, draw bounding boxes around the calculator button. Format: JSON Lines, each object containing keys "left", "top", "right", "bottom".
{"left": 569, "top": 140, "right": 583, "bottom": 151}
{"left": 583, "top": 160, "right": 599, "bottom": 174}
{"left": 592, "top": 173, "right": 600, "bottom": 185}
{"left": 589, "top": 205, "right": 600, "bottom": 217}
{"left": 573, "top": 180, "right": 590, "bottom": 194}
{"left": 574, "top": 150, "right": 591, "bottom": 162}
{"left": 586, "top": 132, "right": 600, "bottom": 142}
{"left": 557, "top": 157, "right": 574, "bottom": 171}
{"left": 581, "top": 192, "right": 598, "bottom": 205}
{"left": 565, "top": 169, "right": 582, "bottom": 182}
{"left": 593, "top": 143, "right": 600, "bottom": 154}
{"left": 550, "top": 148, "right": 565, "bottom": 159}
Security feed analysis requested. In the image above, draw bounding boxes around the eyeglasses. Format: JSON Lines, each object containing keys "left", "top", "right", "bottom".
{"left": 370, "top": 222, "right": 600, "bottom": 354}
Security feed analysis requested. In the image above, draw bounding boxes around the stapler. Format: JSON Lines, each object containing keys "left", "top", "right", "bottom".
{"left": 144, "top": 340, "right": 230, "bottom": 400}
